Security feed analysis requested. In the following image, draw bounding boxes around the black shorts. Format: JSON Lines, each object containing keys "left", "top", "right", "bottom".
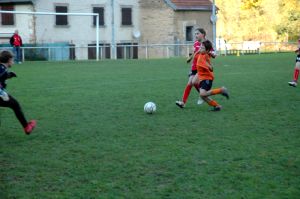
{"left": 199, "top": 80, "right": 213, "bottom": 91}
{"left": 188, "top": 70, "right": 197, "bottom": 77}
{"left": 296, "top": 54, "right": 300, "bottom": 63}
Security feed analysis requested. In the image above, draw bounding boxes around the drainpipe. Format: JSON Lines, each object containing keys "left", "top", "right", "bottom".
{"left": 212, "top": 0, "right": 217, "bottom": 53}
{"left": 111, "top": 0, "right": 116, "bottom": 59}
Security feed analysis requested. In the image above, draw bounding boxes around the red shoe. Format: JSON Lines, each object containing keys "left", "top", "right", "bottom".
{"left": 24, "top": 120, "right": 36, "bottom": 135}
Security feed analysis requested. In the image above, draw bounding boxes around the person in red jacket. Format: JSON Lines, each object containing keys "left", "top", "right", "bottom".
{"left": 10, "top": 30, "right": 23, "bottom": 64}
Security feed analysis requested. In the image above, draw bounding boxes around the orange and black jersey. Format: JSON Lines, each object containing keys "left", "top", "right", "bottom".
{"left": 196, "top": 53, "right": 214, "bottom": 81}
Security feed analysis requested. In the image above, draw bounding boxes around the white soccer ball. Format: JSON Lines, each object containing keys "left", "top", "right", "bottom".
{"left": 144, "top": 102, "right": 156, "bottom": 114}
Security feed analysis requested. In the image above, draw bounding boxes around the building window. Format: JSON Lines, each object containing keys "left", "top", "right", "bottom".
{"left": 1, "top": 5, "right": 14, "bottom": 25}
{"left": 186, "top": 26, "right": 193, "bottom": 41}
{"left": 55, "top": 5, "right": 68, "bottom": 25}
{"left": 117, "top": 43, "right": 138, "bottom": 59}
{"left": 121, "top": 8, "right": 132, "bottom": 26}
{"left": 88, "top": 43, "right": 111, "bottom": 59}
{"left": 93, "top": 7, "right": 104, "bottom": 26}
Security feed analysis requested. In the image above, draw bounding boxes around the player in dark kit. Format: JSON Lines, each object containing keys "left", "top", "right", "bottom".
{"left": 0, "top": 50, "right": 36, "bottom": 134}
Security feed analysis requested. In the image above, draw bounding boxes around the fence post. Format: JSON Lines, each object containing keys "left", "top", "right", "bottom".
{"left": 146, "top": 44, "right": 148, "bottom": 59}
{"left": 166, "top": 46, "right": 169, "bottom": 58}
{"left": 124, "top": 46, "right": 126, "bottom": 60}
{"left": 48, "top": 47, "right": 51, "bottom": 61}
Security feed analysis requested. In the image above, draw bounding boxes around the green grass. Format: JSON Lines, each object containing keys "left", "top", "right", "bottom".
{"left": 1, "top": 53, "right": 300, "bottom": 199}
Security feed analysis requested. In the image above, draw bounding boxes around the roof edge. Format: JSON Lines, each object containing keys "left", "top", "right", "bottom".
{"left": 0, "top": 0, "right": 34, "bottom": 4}
{"left": 164, "top": 0, "right": 177, "bottom": 10}
{"left": 163, "top": 0, "right": 214, "bottom": 11}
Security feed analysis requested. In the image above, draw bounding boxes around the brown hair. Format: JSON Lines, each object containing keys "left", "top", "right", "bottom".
{"left": 195, "top": 28, "right": 206, "bottom": 37}
{"left": 202, "top": 40, "right": 213, "bottom": 52}
{"left": 0, "top": 50, "right": 13, "bottom": 63}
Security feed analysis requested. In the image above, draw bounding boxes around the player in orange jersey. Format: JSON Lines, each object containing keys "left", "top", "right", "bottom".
{"left": 195, "top": 40, "right": 229, "bottom": 111}
{"left": 288, "top": 37, "right": 300, "bottom": 87}
{"left": 176, "top": 28, "right": 216, "bottom": 108}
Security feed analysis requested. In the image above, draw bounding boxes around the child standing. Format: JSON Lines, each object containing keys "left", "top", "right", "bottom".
{"left": 0, "top": 50, "right": 36, "bottom": 134}
{"left": 195, "top": 40, "right": 229, "bottom": 111}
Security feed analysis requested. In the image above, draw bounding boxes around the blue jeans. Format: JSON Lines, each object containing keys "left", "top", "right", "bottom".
{"left": 13, "top": 46, "right": 22, "bottom": 63}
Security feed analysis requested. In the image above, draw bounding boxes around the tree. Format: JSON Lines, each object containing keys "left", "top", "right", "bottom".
{"left": 215, "top": 0, "right": 300, "bottom": 42}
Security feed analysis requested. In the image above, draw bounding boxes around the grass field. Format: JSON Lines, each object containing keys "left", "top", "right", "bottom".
{"left": 1, "top": 53, "right": 300, "bottom": 198}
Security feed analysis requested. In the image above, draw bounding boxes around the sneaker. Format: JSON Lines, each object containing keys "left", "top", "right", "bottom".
{"left": 288, "top": 81, "right": 297, "bottom": 87}
{"left": 0, "top": 89, "right": 9, "bottom": 101}
{"left": 197, "top": 97, "right": 204, "bottom": 105}
{"left": 24, "top": 120, "right": 36, "bottom": 135}
{"left": 221, "top": 87, "right": 229, "bottom": 99}
{"left": 211, "top": 105, "right": 222, "bottom": 111}
{"left": 175, "top": 100, "right": 185, "bottom": 108}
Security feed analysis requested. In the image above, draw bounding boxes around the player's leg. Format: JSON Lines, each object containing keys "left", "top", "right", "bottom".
{"left": 0, "top": 95, "right": 36, "bottom": 134}
{"left": 192, "top": 75, "right": 203, "bottom": 105}
{"left": 17, "top": 47, "right": 22, "bottom": 64}
{"left": 12, "top": 47, "right": 18, "bottom": 63}
{"left": 205, "top": 87, "right": 229, "bottom": 99}
{"left": 199, "top": 80, "right": 222, "bottom": 111}
{"left": 288, "top": 62, "right": 300, "bottom": 87}
{"left": 176, "top": 71, "right": 196, "bottom": 108}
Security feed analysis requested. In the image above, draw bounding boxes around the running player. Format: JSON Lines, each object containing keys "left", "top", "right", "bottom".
{"left": 0, "top": 50, "right": 36, "bottom": 134}
{"left": 176, "top": 28, "right": 215, "bottom": 108}
{"left": 195, "top": 40, "right": 229, "bottom": 111}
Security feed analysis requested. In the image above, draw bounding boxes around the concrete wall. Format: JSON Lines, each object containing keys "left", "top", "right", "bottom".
{"left": 174, "top": 11, "right": 213, "bottom": 42}
{"left": 139, "top": 0, "right": 175, "bottom": 44}
{"left": 138, "top": 0, "right": 212, "bottom": 58}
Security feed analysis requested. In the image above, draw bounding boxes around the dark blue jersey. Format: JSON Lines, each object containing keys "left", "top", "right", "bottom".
{"left": 0, "top": 63, "right": 9, "bottom": 88}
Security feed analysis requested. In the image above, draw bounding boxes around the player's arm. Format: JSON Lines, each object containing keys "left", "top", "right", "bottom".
{"left": 0, "top": 70, "right": 16, "bottom": 81}
{"left": 186, "top": 53, "right": 194, "bottom": 63}
{"left": 187, "top": 50, "right": 200, "bottom": 63}
{"left": 208, "top": 48, "right": 217, "bottom": 59}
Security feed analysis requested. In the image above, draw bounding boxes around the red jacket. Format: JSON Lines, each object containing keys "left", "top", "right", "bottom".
{"left": 10, "top": 34, "right": 22, "bottom": 47}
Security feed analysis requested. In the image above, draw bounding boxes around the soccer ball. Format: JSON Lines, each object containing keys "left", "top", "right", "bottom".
{"left": 144, "top": 102, "right": 156, "bottom": 114}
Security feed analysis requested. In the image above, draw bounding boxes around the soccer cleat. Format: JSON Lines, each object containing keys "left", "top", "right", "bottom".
{"left": 288, "top": 81, "right": 297, "bottom": 87}
{"left": 24, "top": 120, "right": 36, "bottom": 135}
{"left": 197, "top": 97, "right": 204, "bottom": 105}
{"left": 175, "top": 100, "right": 185, "bottom": 108}
{"left": 221, "top": 87, "right": 229, "bottom": 99}
{"left": 211, "top": 105, "right": 222, "bottom": 111}
{"left": 0, "top": 89, "right": 9, "bottom": 101}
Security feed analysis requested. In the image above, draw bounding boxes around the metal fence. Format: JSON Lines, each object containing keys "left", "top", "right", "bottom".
{"left": 0, "top": 41, "right": 298, "bottom": 62}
